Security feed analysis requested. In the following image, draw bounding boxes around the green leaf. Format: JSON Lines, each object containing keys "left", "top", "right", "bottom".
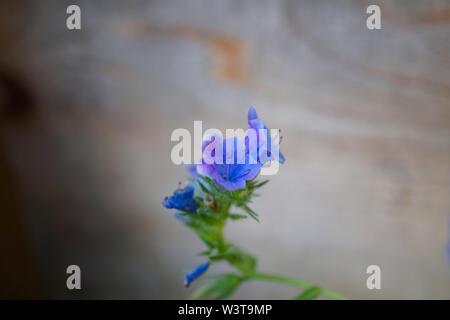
{"left": 192, "top": 273, "right": 242, "bottom": 300}
{"left": 208, "top": 252, "right": 235, "bottom": 261}
{"left": 232, "top": 249, "right": 257, "bottom": 275}
{"left": 197, "top": 180, "right": 211, "bottom": 195}
{"left": 227, "top": 213, "right": 248, "bottom": 220}
{"left": 209, "top": 245, "right": 257, "bottom": 275}
{"left": 199, "top": 176, "right": 221, "bottom": 195}
{"left": 185, "top": 216, "right": 221, "bottom": 248}
{"left": 196, "top": 207, "right": 222, "bottom": 224}
{"left": 194, "top": 229, "right": 217, "bottom": 249}
{"left": 294, "top": 286, "right": 323, "bottom": 300}
{"left": 242, "top": 204, "right": 260, "bottom": 222}
{"left": 253, "top": 180, "right": 269, "bottom": 189}
{"left": 196, "top": 249, "right": 214, "bottom": 256}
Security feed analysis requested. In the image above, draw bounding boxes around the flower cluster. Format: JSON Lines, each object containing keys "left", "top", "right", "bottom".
{"left": 162, "top": 183, "right": 197, "bottom": 213}
{"left": 196, "top": 106, "right": 284, "bottom": 191}
{"left": 162, "top": 106, "right": 284, "bottom": 290}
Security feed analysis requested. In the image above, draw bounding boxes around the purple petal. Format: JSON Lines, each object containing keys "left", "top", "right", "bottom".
{"left": 248, "top": 106, "right": 258, "bottom": 121}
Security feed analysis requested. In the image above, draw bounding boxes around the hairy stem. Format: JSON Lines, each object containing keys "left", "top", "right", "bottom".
{"left": 217, "top": 200, "right": 231, "bottom": 252}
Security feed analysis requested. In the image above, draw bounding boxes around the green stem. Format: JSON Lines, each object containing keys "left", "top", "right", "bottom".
{"left": 217, "top": 200, "right": 231, "bottom": 252}
{"left": 246, "top": 272, "right": 347, "bottom": 300}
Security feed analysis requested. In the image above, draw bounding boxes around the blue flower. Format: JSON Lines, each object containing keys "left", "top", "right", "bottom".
{"left": 194, "top": 106, "right": 284, "bottom": 191}
{"left": 162, "top": 183, "right": 197, "bottom": 213}
{"left": 197, "top": 134, "right": 262, "bottom": 191}
{"left": 184, "top": 262, "right": 210, "bottom": 288}
{"left": 247, "top": 106, "right": 285, "bottom": 164}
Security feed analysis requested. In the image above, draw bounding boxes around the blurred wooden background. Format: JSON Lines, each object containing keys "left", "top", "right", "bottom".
{"left": 0, "top": 0, "right": 449, "bottom": 298}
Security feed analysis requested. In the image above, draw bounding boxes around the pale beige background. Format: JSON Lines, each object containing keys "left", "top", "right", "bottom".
{"left": 0, "top": 0, "right": 449, "bottom": 299}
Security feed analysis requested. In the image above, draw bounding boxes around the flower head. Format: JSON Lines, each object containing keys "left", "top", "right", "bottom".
{"left": 162, "top": 183, "right": 197, "bottom": 213}
{"left": 197, "top": 134, "right": 262, "bottom": 191}
{"left": 184, "top": 262, "right": 210, "bottom": 288}
{"left": 191, "top": 106, "right": 284, "bottom": 191}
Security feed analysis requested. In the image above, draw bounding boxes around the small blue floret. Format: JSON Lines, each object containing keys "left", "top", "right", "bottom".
{"left": 184, "top": 262, "right": 210, "bottom": 288}
{"left": 162, "top": 184, "right": 197, "bottom": 213}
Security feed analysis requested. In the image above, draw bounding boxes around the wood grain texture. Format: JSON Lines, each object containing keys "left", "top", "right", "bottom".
{"left": 0, "top": 0, "right": 449, "bottom": 298}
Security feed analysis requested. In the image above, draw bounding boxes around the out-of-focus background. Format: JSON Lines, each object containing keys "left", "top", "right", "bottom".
{"left": 0, "top": 0, "right": 449, "bottom": 299}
